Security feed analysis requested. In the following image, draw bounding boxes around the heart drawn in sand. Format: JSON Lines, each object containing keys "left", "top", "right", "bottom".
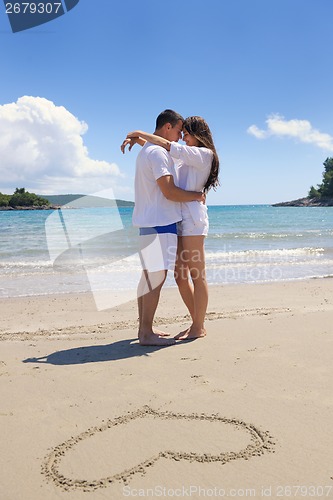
{"left": 42, "top": 406, "right": 275, "bottom": 492}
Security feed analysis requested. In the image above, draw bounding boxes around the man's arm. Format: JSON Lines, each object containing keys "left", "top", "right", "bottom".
{"left": 157, "top": 176, "right": 205, "bottom": 203}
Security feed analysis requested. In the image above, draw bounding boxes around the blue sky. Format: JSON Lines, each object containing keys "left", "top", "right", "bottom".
{"left": 1, "top": 0, "right": 333, "bottom": 204}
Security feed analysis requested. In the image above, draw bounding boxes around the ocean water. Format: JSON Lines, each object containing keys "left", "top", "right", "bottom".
{"left": 0, "top": 205, "right": 332, "bottom": 299}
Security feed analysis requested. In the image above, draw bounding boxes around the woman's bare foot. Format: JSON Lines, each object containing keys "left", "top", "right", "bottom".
{"left": 153, "top": 328, "right": 170, "bottom": 337}
{"left": 175, "top": 326, "right": 206, "bottom": 340}
{"left": 139, "top": 331, "right": 175, "bottom": 346}
{"left": 173, "top": 327, "right": 190, "bottom": 340}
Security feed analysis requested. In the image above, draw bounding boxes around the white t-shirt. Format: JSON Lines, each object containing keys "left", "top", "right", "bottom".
{"left": 169, "top": 142, "right": 213, "bottom": 222}
{"left": 132, "top": 142, "right": 182, "bottom": 227}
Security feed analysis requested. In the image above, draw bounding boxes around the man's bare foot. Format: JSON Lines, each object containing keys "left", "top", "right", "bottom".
{"left": 175, "top": 326, "right": 206, "bottom": 341}
{"left": 139, "top": 331, "right": 176, "bottom": 346}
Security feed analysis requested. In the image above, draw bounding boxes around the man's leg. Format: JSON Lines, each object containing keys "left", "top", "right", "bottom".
{"left": 137, "top": 272, "right": 147, "bottom": 332}
{"left": 137, "top": 269, "right": 170, "bottom": 338}
{"left": 137, "top": 270, "right": 175, "bottom": 345}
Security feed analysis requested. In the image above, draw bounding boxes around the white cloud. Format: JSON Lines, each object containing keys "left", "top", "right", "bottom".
{"left": 246, "top": 124, "right": 267, "bottom": 139}
{"left": 247, "top": 114, "right": 333, "bottom": 152}
{"left": 0, "top": 96, "right": 121, "bottom": 193}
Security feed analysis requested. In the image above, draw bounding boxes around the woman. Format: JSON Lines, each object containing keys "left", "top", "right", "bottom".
{"left": 123, "top": 116, "right": 219, "bottom": 339}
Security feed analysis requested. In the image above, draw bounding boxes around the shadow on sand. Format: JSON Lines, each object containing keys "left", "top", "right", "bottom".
{"left": 22, "top": 337, "right": 194, "bottom": 366}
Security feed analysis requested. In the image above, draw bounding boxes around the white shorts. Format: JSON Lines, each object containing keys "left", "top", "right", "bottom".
{"left": 177, "top": 215, "right": 209, "bottom": 237}
{"left": 139, "top": 232, "right": 177, "bottom": 272}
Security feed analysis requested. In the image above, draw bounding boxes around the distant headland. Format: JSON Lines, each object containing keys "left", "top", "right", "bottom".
{"left": 0, "top": 189, "right": 135, "bottom": 211}
{"left": 273, "top": 157, "right": 333, "bottom": 207}
{"left": 272, "top": 196, "right": 333, "bottom": 207}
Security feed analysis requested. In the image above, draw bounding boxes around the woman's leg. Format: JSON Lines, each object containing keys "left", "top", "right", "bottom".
{"left": 174, "top": 236, "right": 195, "bottom": 321}
{"left": 176, "top": 235, "right": 208, "bottom": 339}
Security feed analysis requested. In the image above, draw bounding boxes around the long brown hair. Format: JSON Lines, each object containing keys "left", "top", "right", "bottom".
{"left": 183, "top": 116, "right": 220, "bottom": 192}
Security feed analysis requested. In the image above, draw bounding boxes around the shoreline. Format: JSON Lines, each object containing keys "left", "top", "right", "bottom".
{"left": 1, "top": 277, "right": 332, "bottom": 335}
{"left": 0, "top": 205, "right": 60, "bottom": 211}
{"left": 1, "top": 272, "right": 333, "bottom": 300}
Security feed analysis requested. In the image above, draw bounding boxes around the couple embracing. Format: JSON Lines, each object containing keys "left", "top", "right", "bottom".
{"left": 121, "top": 109, "right": 219, "bottom": 346}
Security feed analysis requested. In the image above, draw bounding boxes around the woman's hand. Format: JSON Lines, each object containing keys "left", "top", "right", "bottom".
{"left": 120, "top": 136, "right": 142, "bottom": 154}
{"left": 121, "top": 133, "right": 147, "bottom": 153}
{"left": 120, "top": 137, "right": 133, "bottom": 154}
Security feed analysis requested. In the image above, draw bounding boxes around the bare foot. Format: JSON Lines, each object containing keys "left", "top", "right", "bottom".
{"left": 153, "top": 328, "right": 170, "bottom": 337}
{"left": 173, "top": 327, "right": 190, "bottom": 340}
{"left": 139, "top": 331, "right": 176, "bottom": 346}
{"left": 175, "top": 326, "right": 206, "bottom": 341}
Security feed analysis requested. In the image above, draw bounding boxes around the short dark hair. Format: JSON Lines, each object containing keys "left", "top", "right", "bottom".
{"left": 155, "top": 109, "right": 184, "bottom": 130}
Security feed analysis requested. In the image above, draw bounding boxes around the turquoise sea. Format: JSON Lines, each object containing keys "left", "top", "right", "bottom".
{"left": 0, "top": 205, "right": 332, "bottom": 299}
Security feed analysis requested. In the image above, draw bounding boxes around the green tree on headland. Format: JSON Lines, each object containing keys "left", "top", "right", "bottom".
{"left": 308, "top": 157, "right": 333, "bottom": 198}
{"left": 319, "top": 157, "right": 333, "bottom": 197}
{"left": 0, "top": 193, "right": 11, "bottom": 207}
{"left": 0, "top": 188, "right": 50, "bottom": 208}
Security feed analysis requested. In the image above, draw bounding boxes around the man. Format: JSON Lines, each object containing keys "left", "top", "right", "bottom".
{"left": 121, "top": 109, "right": 205, "bottom": 346}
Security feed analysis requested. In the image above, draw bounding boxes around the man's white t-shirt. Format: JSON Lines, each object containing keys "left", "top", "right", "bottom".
{"left": 132, "top": 142, "right": 182, "bottom": 227}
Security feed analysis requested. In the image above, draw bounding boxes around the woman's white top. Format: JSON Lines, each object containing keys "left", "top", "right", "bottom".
{"left": 169, "top": 142, "right": 213, "bottom": 222}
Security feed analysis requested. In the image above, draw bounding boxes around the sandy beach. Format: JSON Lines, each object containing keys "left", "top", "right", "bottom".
{"left": 0, "top": 278, "right": 333, "bottom": 499}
